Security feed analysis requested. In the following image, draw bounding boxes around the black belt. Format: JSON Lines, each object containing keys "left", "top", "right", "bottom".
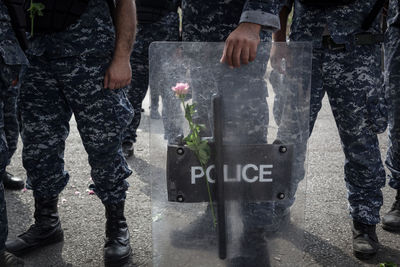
{"left": 322, "top": 33, "right": 384, "bottom": 51}
{"left": 322, "top": 36, "right": 346, "bottom": 51}
{"left": 353, "top": 33, "right": 384, "bottom": 45}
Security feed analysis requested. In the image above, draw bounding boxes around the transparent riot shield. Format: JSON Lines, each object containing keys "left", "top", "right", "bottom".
{"left": 149, "top": 42, "right": 312, "bottom": 267}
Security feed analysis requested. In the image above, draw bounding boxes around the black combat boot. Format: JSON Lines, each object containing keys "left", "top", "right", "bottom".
{"left": 382, "top": 190, "right": 400, "bottom": 232}
{"left": 0, "top": 249, "right": 24, "bottom": 267}
{"left": 104, "top": 201, "right": 131, "bottom": 267}
{"left": 2, "top": 172, "right": 24, "bottom": 190}
{"left": 352, "top": 220, "right": 379, "bottom": 260}
{"left": 5, "top": 196, "right": 64, "bottom": 256}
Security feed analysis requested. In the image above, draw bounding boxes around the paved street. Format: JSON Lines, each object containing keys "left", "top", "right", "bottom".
{"left": 5, "top": 94, "right": 400, "bottom": 266}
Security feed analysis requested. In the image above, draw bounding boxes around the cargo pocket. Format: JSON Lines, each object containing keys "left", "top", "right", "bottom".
{"left": 366, "top": 81, "right": 388, "bottom": 134}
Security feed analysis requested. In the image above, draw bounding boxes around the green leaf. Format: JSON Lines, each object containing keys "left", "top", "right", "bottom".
{"left": 186, "top": 142, "right": 197, "bottom": 152}
{"left": 28, "top": 2, "right": 45, "bottom": 17}
{"left": 28, "top": 2, "right": 45, "bottom": 36}
{"left": 198, "top": 142, "right": 210, "bottom": 165}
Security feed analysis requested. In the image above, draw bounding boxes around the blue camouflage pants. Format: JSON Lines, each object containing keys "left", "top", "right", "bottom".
{"left": 19, "top": 54, "right": 134, "bottom": 204}
{"left": 0, "top": 60, "right": 20, "bottom": 251}
{"left": 0, "top": 94, "right": 9, "bottom": 252}
{"left": 2, "top": 83, "right": 19, "bottom": 166}
{"left": 124, "top": 11, "right": 179, "bottom": 143}
{"left": 385, "top": 28, "right": 400, "bottom": 191}
{"left": 309, "top": 45, "right": 386, "bottom": 225}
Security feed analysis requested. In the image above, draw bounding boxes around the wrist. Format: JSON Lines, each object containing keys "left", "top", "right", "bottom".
{"left": 239, "top": 22, "right": 262, "bottom": 33}
{"left": 112, "top": 53, "right": 130, "bottom": 64}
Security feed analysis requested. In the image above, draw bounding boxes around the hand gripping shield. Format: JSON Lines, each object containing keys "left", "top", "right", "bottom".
{"left": 149, "top": 42, "right": 312, "bottom": 266}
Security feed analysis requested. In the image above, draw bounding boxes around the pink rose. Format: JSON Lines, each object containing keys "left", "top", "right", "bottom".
{"left": 172, "top": 82, "right": 189, "bottom": 96}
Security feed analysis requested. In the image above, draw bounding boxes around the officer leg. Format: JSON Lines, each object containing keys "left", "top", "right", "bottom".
{"left": 222, "top": 50, "right": 273, "bottom": 267}
{"left": 324, "top": 46, "right": 385, "bottom": 259}
{"left": 123, "top": 12, "right": 180, "bottom": 156}
{"left": 273, "top": 49, "right": 325, "bottom": 215}
{"left": 160, "top": 76, "right": 184, "bottom": 143}
{"left": 6, "top": 56, "right": 69, "bottom": 256}
{"left": 151, "top": 12, "right": 180, "bottom": 123}
{"left": 383, "top": 30, "right": 400, "bottom": 232}
{"left": 0, "top": 86, "right": 24, "bottom": 266}
{"left": 308, "top": 49, "right": 327, "bottom": 134}
{"left": 59, "top": 55, "right": 133, "bottom": 265}
{"left": 123, "top": 31, "right": 149, "bottom": 158}
{"left": 2, "top": 84, "right": 24, "bottom": 190}
{"left": 150, "top": 87, "right": 160, "bottom": 119}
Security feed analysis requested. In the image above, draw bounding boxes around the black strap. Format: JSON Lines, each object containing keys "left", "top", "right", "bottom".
{"left": 3, "top": 0, "right": 29, "bottom": 50}
{"left": 362, "top": 0, "right": 388, "bottom": 31}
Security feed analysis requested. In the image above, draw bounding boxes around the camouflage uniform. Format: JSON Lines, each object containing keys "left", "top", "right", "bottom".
{"left": 0, "top": 0, "right": 28, "bottom": 251}
{"left": 286, "top": 0, "right": 387, "bottom": 225}
{"left": 181, "top": 0, "right": 281, "bottom": 136}
{"left": 180, "top": 0, "right": 285, "bottom": 234}
{"left": 19, "top": 0, "right": 134, "bottom": 204}
{"left": 2, "top": 83, "right": 19, "bottom": 167}
{"left": 124, "top": 10, "right": 179, "bottom": 143}
{"left": 181, "top": 0, "right": 281, "bottom": 42}
{"left": 385, "top": 0, "right": 400, "bottom": 191}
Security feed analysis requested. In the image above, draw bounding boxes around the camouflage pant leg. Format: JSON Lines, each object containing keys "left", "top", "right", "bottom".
{"left": 55, "top": 56, "right": 134, "bottom": 204}
{"left": 219, "top": 47, "right": 270, "bottom": 227}
{"left": 2, "top": 85, "right": 19, "bottom": 164}
{"left": 274, "top": 48, "right": 313, "bottom": 209}
{"left": 0, "top": 60, "right": 21, "bottom": 250}
{"left": 19, "top": 56, "right": 72, "bottom": 199}
{"left": 321, "top": 46, "right": 385, "bottom": 225}
{"left": 269, "top": 69, "right": 285, "bottom": 126}
{"left": 124, "top": 38, "right": 148, "bottom": 142}
{"left": 149, "top": 45, "right": 185, "bottom": 143}
{"left": 219, "top": 72, "right": 269, "bottom": 144}
{"left": 124, "top": 12, "right": 179, "bottom": 142}
{"left": 0, "top": 92, "right": 9, "bottom": 251}
{"left": 160, "top": 80, "right": 184, "bottom": 142}
{"left": 385, "top": 28, "right": 400, "bottom": 190}
{"left": 0, "top": 182, "right": 6, "bottom": 251}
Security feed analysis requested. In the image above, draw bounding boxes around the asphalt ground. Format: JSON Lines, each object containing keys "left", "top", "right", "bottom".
{"left": 4, "top": 94, "right": 400, "bottom": 266}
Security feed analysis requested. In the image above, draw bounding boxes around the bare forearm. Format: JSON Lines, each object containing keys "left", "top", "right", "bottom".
{"left": 103, "top": 0, "right": 136, "bottom": 89}
{"left": 114, "top": 0, "right": 136, "bottom": 60}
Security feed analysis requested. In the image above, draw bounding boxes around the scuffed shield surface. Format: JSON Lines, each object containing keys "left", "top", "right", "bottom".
{"left": 149, "top": 42, "right": 312, "bottom": 267}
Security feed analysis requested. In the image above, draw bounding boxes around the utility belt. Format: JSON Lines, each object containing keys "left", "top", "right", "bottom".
{"left": 322, "top": 33, "right": 384, "bottom": 51}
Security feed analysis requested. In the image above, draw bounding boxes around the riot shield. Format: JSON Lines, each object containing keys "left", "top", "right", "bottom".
{"left": 149, "top": 42, "right": 312, "bottom": 267}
